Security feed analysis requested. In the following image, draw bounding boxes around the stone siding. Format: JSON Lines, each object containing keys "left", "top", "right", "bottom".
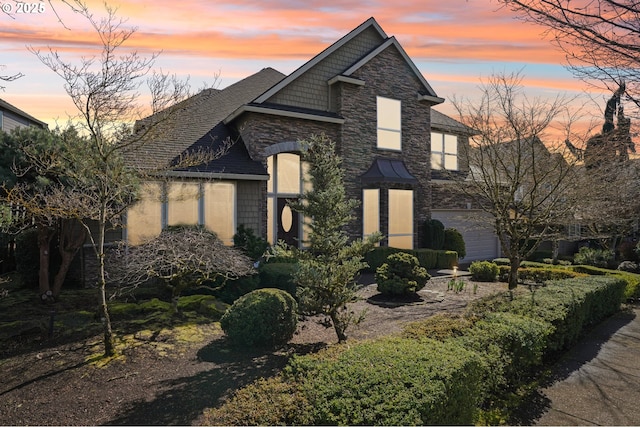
{"left": 337, "top": 45, "right": 434, "bottom": 247}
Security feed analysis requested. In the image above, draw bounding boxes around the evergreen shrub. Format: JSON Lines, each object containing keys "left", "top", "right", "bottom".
{"left": 469, "top": 261, "right": 499, "bottom": 282}
{"left": 220, "top": 288, "right": 298, "bottom": 348}
{"left": 401, "top": 313, "right": 473, "bottom": 341}
{"left": 287, "top": 337, "right": 484, "bottom": 426}
{"left": 456, "top": 312, "right": 551, "bottom": 398}
{"left": 233, "top": 224, "right": 269, "bottom": 260}
{"left": 444, "top": 228, "right": 466, "bottom": 259}
{"left": 497, "top": 266, "right": 586, "bottom": 283}
{"left": 574, "top": 246, "right": 615, "bottom": 269}
{"left": 376, "top": 252, "right": 429, "bottom": 295}
{"left": 258, "top": 262, "right": 298, "bottom": 298}
{"left": 423, "top": 219, "right": 445, "bottom": 249}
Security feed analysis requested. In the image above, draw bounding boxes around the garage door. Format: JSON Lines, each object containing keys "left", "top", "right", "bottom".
{"left": 431, "top": 210, "right": 501, "bottom": 262}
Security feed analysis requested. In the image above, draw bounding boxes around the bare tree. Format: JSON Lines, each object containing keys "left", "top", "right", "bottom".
{"left": 498, "top": 0, "right": 640, "bottom": 116}
{"left": 29, "top": 1, "right": 202, "bottom": 356}
{"left": 451, "top": 73, "right": 580, "bottom": 290}
{"left": 111, "top": 226, "right": 255, "bottom": 313}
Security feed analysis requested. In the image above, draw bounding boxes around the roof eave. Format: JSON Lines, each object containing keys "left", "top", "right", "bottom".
{"left": 224, "top": 105, "right": 345, "bottom": 125}
{"left": 253, "top": 17, "right": 385, "bottom": 104}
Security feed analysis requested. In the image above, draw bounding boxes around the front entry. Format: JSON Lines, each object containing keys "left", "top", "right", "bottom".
{"left": 277, "top": 198, "right": 299, "bottom": 247}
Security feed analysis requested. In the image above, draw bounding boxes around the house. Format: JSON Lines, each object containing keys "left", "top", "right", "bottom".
{"left": 124, "top": 17, "right": 501, "bottom": 261}
{"left": 429, "top": 110, "right": 502, "bottom": 261}
{"left": 0, "top": 98, "right": 48, "bottom": 132}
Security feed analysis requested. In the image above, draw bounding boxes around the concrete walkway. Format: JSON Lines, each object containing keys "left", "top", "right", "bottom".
{"left": 530, "top": 306, "right": 640, "bottom": 426}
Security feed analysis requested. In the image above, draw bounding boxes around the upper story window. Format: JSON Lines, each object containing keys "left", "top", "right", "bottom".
{"left": 377, "top": 96, "right": 401, "bottom": 151}
{"left": 431, "top": 132, "right": 458, "bottom": 170}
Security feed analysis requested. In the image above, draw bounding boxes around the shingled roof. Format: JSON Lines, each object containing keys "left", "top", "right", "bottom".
{"left": 130, "top": 67, "right": 285, "bottom": 174}
{"left": 431, "top": 109, "right": 475, "bottom": 135}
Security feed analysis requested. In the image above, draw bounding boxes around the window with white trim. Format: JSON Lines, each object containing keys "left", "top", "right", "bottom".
{"left": 377, "top": 96, "right": 401, "bottom": 151}
{"left": 431, "top": 132, "right": 458, "bottom": 170}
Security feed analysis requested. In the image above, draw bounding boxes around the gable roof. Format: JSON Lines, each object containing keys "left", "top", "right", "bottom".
{"left": 252, "top": 17, "right": 443, "bottom": 108}
{"left": 0, "top": 98, "right": 47, "bottom": 128}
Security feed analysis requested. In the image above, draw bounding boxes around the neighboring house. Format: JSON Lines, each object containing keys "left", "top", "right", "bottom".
{"left": 125, "top": 17, "right": 501, "bottom": 260}
{"left": 0, "top": 98, "right": 48, "bottom": 132}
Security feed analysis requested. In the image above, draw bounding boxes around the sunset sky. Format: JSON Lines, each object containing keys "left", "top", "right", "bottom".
{"left": 1, "top": 0, "right": 611, "bottom": 140}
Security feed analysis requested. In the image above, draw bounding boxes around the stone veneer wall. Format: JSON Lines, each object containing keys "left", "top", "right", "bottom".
{"left": 336, "top": 46, "right": 434, "bottom": 247}
{"left": 237, "top": 114, "right": 340, "bottom": 241}
{"left": 237, "top": 46, "right": 440, "bottom": 248}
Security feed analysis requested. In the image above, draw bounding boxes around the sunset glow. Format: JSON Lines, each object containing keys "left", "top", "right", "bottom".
{"left": 0, "top": 0, "right": 611, "bottom": 131}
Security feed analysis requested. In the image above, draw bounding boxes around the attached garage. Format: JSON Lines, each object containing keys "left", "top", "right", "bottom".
{"left": 431, "top": 210, "right": 501, "bottom": 262}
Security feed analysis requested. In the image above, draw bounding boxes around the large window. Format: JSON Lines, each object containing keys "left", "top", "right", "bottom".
{"left": 388, "top": 189, "right": 413, "bottom": 249}
{"left": 167, "top": 182, "right": 200, "bottom": 226}
{"left": 377, "top": 96, "right": 401, "bottom": 150}
{"left": 431, "top": 132, "right": 458, "bottom": 170}
{"left": 126, "top": 181, "right": 163, "bottom": 245}
{"left": 363, "top": 189, "right": 380, "bottom": 238}
{"left": 203, "top": 182, "right": 235, "bottom": 244}
{"left": 126, "top": 180, "right": 236, "bottom": 245}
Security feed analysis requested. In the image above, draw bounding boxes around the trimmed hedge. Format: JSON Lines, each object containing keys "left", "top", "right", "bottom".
{"left": 206, "top": 337, "right": 484, "bottom": 426}
{"left": 456, "top": 312, "right": 551, "bottom": 399}
{"left": 469, "top": 276, "right": 626, "bottom": 356}
{"left": 401, "top": 313, "right": 473, "bottom": 341}
{"left": 497, "top": 266, "right": 586, "bottom": 283}
{"left": 568, "top": 265, "right": 640, "bottom": 300}
{"left": 207, "top": 275, "right": 626, "bottom": 426}
{"left": 286, "top": 337, "right": 483, "bottom": 426}
{"left": 364, "top": 247, "right": 456, "bottom": 272}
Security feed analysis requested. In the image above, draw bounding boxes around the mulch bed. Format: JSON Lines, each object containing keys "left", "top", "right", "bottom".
{"left": 0, "top": 276, "right": 507, "bottom": 426}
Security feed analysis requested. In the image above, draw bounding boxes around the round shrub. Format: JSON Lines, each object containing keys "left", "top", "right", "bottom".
{"left": 220, "top": 288, "right": 298, "bottom": 348}
{"left": 444, "top": 228, "right": 466, "bottom": 259}
{"left": 469, "top": 261, "right": 499, "bottom": 282}
{"left": 376, "top": 252, "right": 430, "bottom": 295}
